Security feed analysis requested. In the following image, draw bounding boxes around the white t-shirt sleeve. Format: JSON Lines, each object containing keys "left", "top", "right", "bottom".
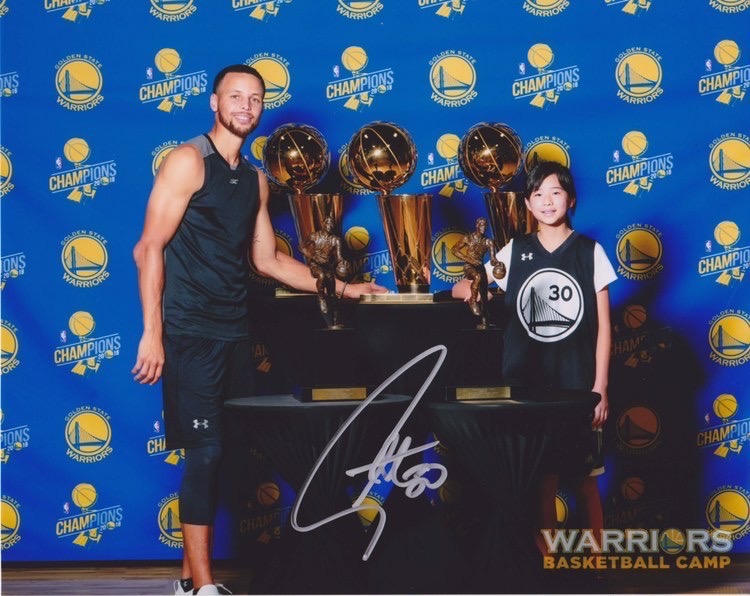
{"left": 485, "top": 239, "right": 513, "bottom": 292}
{"left": 594, "top": 241, "right": 617, "bottom": 292}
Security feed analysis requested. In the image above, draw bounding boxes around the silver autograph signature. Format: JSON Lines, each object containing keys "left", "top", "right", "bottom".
{"left": 291, "top": 344, "right": 449, "bottom": 561}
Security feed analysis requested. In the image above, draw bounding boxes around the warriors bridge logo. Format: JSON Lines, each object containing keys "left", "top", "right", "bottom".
{"left": 61, "top": 231, "right": 110, "bottom": 288}
{"left": 0, "top": 146, "right": 13, "bottom": 197}
{"left": 54, "top": 311, "right": 121, "bottom": 376}
{"left": 1, "top": 409, "right": 31, "bottom": 464}
{"left": 55, "top": 55, "right": 104, "bottom": 111}
{"left": 1, "top": 496, "right": 22, "bottom": 549}
{"left": 699, "top": 221, "right": 748, "bottom": 287}
{"left": 50, "top": 138, "right": 117, "bottom": 204}
{"left": 327, "top": 46, "right": 394, "bottom": 111}
{"left": 56, "top": 484, "right": 123, "bottom": 547}
{"left": 248, "top": 53, "right": 292, "bottom": 110}
{"left": 615, "top": 224, "right": 664, "bottom": 280}
{"left": 149, "top": 0, "right": 197, "bottom": 21}
{"left": 337, "top": 0, "right": 383, "bottom": 19}
{"left": 516, "top": 268, "right": 584, "bottom": 343}
{"left": 1, "top": 251, "right": 26, "bottom": 290}
{"left": 700, "top": 40, "right": 749, "bottom": 106}
{"left": 233, "top": 0, "right": 290, "bottom": 20}
{"left": 45, "top": 0, "right": 110, "bottom": 21}
{"left": 429, "top": 50, "right": 478, "bottom": 107}
{"left": 524, "top": 136, "right": 571, "bottom": 171}
{"left": 607, "top": 131, "right": 674, "bottom": 197}
{"left": 524, "top": 0, "right": 569, "bottom": 16}
{"left": 616, "top": 404, "right": 662, "bottom": 455}
{"left": 64, "top": 406, "right": 113, "bottom": 463}
{"left": 151, "top": 141, "right": 179, "bottom": 176}
{"left": 1, "top": 70, "right": 18, "bottom": 97}
{"left": 157, "top": 493, "right": 182, "bottom": 548}
{"left": 1, "top": 320, "right": 20, "bottom": 375}
{"left": 140, "top": 49, "right": 208, "bottom": 113}
{"left": 706, "top": 486, "right": 750, "bottom": 542}
{"left": 709, "top": 133, "right": 750, "bottom": 190}
{"left": 708, "top": 309, "right": 750, "bottom": 366}
{"left": 338, "top": 144, "right": 369, "bottom": 195}
{"left": 418, "top": 0, "right": 467, "bottom": 18}
{"left": 697, "top": 393, "right": 749, "bottom": 459}
{"left": 605, "top": 0, "right": 652, "bottom": 15}
{"left": 420, "top": 133, "right": 466, "bottom": 198}
{"left": 513, "top": 44, "right": 579, "bottom": 109}
{"left": 615, "top": 47, "right": 663, "bottom": 104}
{"left": 432, "top": 229, "right": 468, "bottom": 284}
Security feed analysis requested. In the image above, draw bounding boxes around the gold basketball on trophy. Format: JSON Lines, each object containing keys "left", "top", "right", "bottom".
{"left": 262, "top": 123, "right": 330, "bottom": 193}
{"left": 458, "top": 122, "right": 523, "bottom": 192}
{"left": 346, "top": 121, "right": 417, "bottom": 194}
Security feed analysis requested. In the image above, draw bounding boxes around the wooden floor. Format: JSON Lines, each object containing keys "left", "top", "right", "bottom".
{"left": 2, "top": 559, "right": 750, "bottom": 595}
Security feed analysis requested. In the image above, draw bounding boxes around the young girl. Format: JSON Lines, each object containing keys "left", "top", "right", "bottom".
{"left": 452, "top": 160, "right": 617, "bottom": 554}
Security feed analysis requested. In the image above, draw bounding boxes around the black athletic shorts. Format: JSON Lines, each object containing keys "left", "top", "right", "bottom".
{"left": 162, "top": 334, "right": 255, "bottom": 449}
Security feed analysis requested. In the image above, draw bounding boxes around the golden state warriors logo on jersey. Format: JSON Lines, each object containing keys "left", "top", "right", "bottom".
{"left": 1, "top": 496, "right": 21, "bottom": 549}
{"left": 698, "top": 393, "right": 749, "bottom": 459}
{"left": 616, "top": 405, "right": 662, "bottom": 455}
{"left": 605, "top": 0, "right": 652, "bottom": 15}
{"left": 248, "top": 53, "right": 292, "bottom": 109}
{"left": 61, "top": 230, "right": 110, "bottom": 287}
{"left": 55, "top": 55, "right": 104, "bottom": 111}
{"left": 337, "top": 0, "right": 383, "bottom": 18}
{"left": 338, "top": 144, "right": 368, "bottom": 195}
{"left": 1, "top": 409, "right": 31, "bottom": 464}
{"left": 710, "top": 0, "right": 750, "bottom": 13}
{"left": 615, "top": 48, "right": 663, "bottom": 104}
{"left": 56, "top": 484, "right": 123, "bottom": 547}
{"left": 1, "top": 251, "right": 26, "bottom": 290}
{"left": 524, "top": 136, "right": 571, "bottom": 171}
{"left": 1, "top": 146, "right": 15, "bottom": 197}
{"left": 327, "top": 46, "right": 394, "bottom": 111}
{"left": 0, "top": 70, "right": 19, "bottom": 97}
{"left": 709, "top": 133, "right": 750, "bottom": 190}
{"left": 49, "top": 138, "right": 117, "bottom": 204}
{"left": 234, "top": 0, "right": 289, "bottom": 20}
{"left": 150, "top": 0, "right": 197, "bottom": 21}
{"left": 513, "top": 44, "right": 579, "bottom": 109}
{"left": 706, "top": 486, "right": 750, "bottom": 541}
{"left": 432, "top": 229, "right": 468, "bottom": 284}
{"left": 45, "top": 0, "right": 110, "bottom": 21}
{"left": 140, "top": 49, "right": 208, "bottom": 113}
{"left": 700, "top": 40, "right": 749, "bottom": 106}
{"left": 611, "top": 304, "right": 672, "bottom": 368}
{"left": 607, "top": 131, "right": 674, "bottom": 196}
{"left": 64, "top": 406, "right": 113, "bottom": 462}
{"left": 420, "top": 134, "right": 466, "bottom": 198}
{"left": 151, "top": 140, "right": 179, "bottom": 176}
{"left": 708, "top": 309, "right": 750, "bottom": 366}
{"left": 419, "top": 0, "right": 467, "bottom": 18}
{"left": 615, "top": 224, "right": 664, "bottom": 280}
{"left": 699, "top": 221, "right": 748, "bottom": 287}
{"left": 430, "top": 50, "right": 478, "bottom": 107}
{"left": 516, "top": 268, "right": 584, "bottom": 343}
{"left": 54, "top": 311, "right": 121, "bottom": 376}
{"left": 157, "top": 493, "right": 183, "bottom": 548}
{"left": 524, "top": 0, "right": 570, "bottom": 16}
{"left": 1, "top": 320, "right": 20, "bottom": 375}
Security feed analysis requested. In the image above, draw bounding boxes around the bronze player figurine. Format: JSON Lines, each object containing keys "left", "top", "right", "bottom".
{"left": 300, "top": 216, "right": 351, "bottom": 329}
{"left": 451, "top": 217, "right": 505, "bottom": 329}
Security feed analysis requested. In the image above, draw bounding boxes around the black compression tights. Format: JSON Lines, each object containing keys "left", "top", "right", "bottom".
{"left": 179, "top": 444, "right": 222, "bottom": 525}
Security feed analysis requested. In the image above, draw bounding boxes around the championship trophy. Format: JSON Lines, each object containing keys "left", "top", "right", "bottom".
{"left": 263, "top": 123, "right": 364, "bottom": 401}
{"left": 347, "top": 122, "right": 433, "bottom": 299}
{"left": 446, "top": 122, "right": 529, "bottom": 401}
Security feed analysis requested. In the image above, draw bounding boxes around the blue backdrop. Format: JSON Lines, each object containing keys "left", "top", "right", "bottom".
{"left": 1, "top": 0, "right": 749, "bottom": 564}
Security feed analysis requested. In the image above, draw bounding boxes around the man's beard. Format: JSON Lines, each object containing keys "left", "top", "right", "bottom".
{"left": 219, "top": 111, "right": 256, "bottom": 139}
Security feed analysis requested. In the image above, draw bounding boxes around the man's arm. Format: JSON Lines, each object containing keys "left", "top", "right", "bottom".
{"left": 251, "top": 170, "right": 385, "bottom": 297}
{"left": 131, "top": 144, "right": 203, "bottom": 385}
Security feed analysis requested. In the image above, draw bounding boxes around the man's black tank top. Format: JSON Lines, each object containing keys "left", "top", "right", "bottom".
{"left": 164, "top": 134, "right": 259, "bottom": 340}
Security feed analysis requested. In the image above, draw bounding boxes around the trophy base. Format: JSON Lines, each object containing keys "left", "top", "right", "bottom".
{"left": 360, "top": 292, "right": 437, "bottom": 303}
{"left": 293, "top": 327, "right": 368, "bottom": 402}
{"left": 446, "top": 326, "right": 506, "bottom": 401}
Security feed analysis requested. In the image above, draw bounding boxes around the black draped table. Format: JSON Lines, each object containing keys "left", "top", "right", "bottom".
{"left": 225, "top": 393, "right": 413, "bottom": 594}
{"left": 425, "top": 390, "right": 600, "bottom": 593}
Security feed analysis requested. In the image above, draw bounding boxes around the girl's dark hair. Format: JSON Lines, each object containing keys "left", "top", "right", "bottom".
{"left": 212, "top": 64, "right": 266, "bottom": 94}
{"left": 526, "top": 161, "right": 577, "bottom": 203}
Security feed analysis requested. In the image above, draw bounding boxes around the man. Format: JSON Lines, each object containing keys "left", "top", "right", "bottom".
{"left": 451, "top": 217, "right": 504, "bottom": 328}
{"left": 132, "top": 64, "right": 384, "bottom": 596}
{"left": 299, "top": 216, "right": 350, "bottom": 328}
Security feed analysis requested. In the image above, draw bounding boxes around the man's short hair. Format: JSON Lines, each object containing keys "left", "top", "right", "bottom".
{"left": 212, "top": 64, "right": 266, "bottom": 94}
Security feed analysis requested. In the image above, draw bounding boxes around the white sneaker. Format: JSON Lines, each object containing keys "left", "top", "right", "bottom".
{"left": 173, "top": 579, "right": 191, "bottom": 595}
{"left": 194, "top": 585, "right": 220, "bottom": 595}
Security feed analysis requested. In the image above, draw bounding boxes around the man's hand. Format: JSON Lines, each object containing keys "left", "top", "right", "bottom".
{"left": 132, "top": 332, "right": 164, "bottom": 385}
{"left": 342, "top": 280, "right": 388, "bottom": 298}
